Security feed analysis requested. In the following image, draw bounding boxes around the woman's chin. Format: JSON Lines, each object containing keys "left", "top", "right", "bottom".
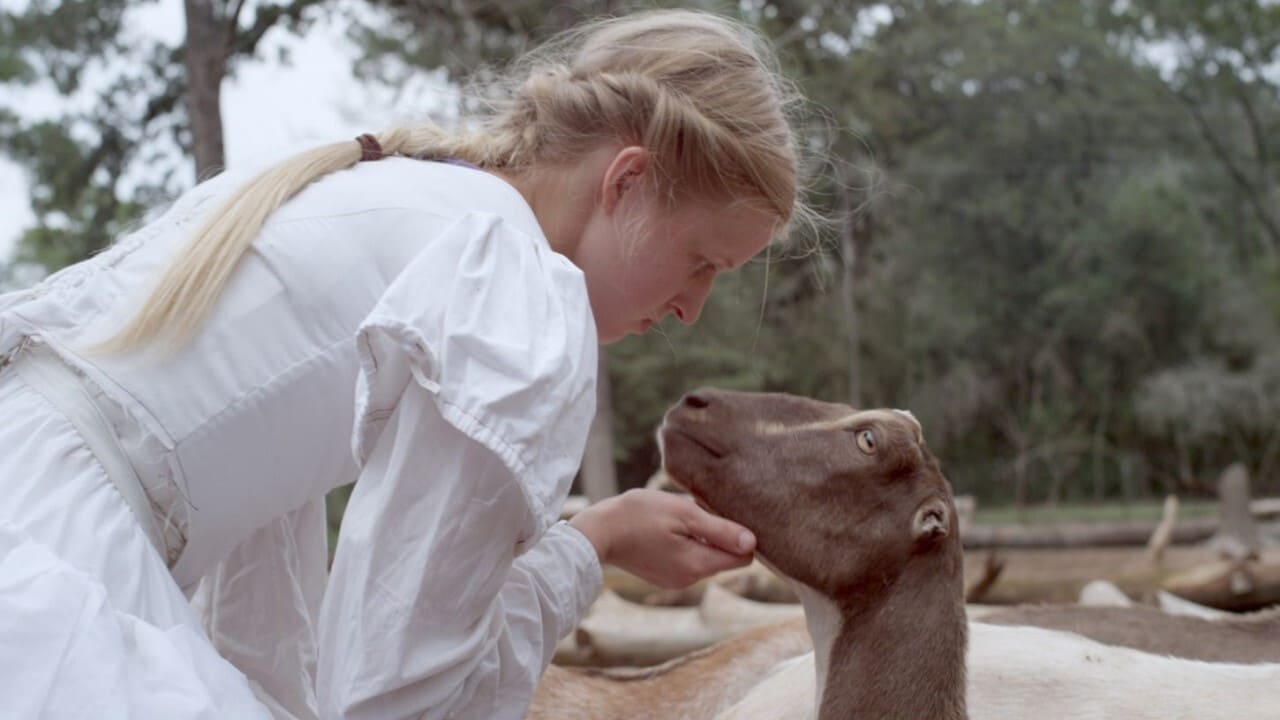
{"left": 597, "top": 326, "right": 628, "bottom": 345}
{"left": 595, "top": 316, "right": 654, "bottom": 344}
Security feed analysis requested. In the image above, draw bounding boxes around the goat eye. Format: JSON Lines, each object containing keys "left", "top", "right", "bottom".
{"left": 856, "top": 429, "right": 876, "bottom": 454}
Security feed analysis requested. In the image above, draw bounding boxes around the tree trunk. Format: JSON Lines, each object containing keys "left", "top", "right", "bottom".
{"left": 1206, "top": 463, "right": 1260, "bottom": 560}
{"left": 580, "top": 351, "right": 618, "bottom": 503}
{"left": 184, "top": 0, "right": 228, "bottom": 178}
{"left": 1091, "top": 408, "right": 1109, "bottom": 503}
{"left": 837, "top": 180, "right": 862, "bottom": 406}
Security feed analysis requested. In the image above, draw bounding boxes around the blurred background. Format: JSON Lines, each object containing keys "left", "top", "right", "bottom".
{"left": 3, "top": 0, "right": 1278, "bottom": 536}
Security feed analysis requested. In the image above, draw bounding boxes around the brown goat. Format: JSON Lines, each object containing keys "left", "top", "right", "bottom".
{"left": 657, "top": 389, "right": 968, "bottom": 720}
{"left": 530, "top": 618, "right": 811, "bottom": 720}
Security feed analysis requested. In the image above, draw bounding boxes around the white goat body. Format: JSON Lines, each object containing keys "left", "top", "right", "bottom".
{"left": 715, "top": 622, "right": 1280, "bottom": 720}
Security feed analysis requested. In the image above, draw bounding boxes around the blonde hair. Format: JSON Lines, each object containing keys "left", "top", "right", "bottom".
{"left": 100, "top": 9, "right": 808, "bottom": 353}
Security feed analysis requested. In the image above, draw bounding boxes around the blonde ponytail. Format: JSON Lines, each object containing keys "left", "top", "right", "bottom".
{"left": 95, "top": 122, "right": 511, "bottom": 354}
{"left": 97, "top": 139, "right": 366, "bottom": 354}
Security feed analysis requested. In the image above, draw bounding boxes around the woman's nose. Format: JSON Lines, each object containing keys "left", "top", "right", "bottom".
{"left": 672, "top": 286, "right": 711, "bottom": 325}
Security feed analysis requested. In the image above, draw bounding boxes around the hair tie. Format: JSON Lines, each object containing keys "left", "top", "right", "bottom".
{"left": 356, "top": 133, "right": 383, "bottom": 162}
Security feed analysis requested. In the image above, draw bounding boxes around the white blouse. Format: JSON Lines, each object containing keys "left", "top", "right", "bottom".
{"left": 0, "top": 157, "right": 603, "bottom": 719}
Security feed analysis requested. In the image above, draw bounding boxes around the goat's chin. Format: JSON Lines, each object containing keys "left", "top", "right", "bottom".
{"left": 660, "top": 468, "right": 724, "bottom": 519}
{"left": 661, "top": 467, "right": 697, "bottom": 499}
{"left": 690, "top": 492, "right": 721, "bottom": 518}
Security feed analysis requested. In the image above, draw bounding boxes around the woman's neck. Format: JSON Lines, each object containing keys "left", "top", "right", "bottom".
{"left": 494, "top": 151, "right": 610, "bottom": 260}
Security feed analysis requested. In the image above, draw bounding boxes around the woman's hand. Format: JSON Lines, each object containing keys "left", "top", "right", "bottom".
{"left": 568, "top": 488, "right": 756, "bottom": 589}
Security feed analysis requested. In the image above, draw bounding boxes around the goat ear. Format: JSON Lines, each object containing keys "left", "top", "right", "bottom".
{"left": 912, "top": 498, "right": 950, "bottom": 544}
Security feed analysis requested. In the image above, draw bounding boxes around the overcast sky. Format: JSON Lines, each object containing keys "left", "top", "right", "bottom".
{"left": 0, "top": 0, "right": 450, "bottom": 263}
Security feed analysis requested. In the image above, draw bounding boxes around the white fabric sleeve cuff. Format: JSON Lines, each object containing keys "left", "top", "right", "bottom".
{"left": 538, "top": 521, "right": 603, "bottom": 632}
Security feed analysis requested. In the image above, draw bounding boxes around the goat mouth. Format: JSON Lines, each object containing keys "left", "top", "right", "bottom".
{"left": 661, "top": 425, "right": 725, "bottom": 459}
{"left": 658, "top": 423, "right": 728, "bottom": 515}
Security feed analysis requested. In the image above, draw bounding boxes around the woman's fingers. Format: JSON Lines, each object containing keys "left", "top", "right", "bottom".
{"left": 569, "top": 488, "right": 757, "bottom": 589}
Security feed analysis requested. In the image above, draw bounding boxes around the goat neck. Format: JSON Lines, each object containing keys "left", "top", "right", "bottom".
{"left": 801, "top": 550, "right": 968, "bottom": 720}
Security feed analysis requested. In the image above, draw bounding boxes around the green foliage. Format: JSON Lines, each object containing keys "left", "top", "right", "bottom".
{"left": 738, "top": 0, "right": 1280, "bottom": 501}
{"left": 6, "top": 0, "right": 136, "bottom": 93}
{"left": 0, "top": 13, "right": 35, "bottom": 83}
{"left": 3, "top": 118, "right": 149, "bottom": 268}
{"left": 0, "top": 1, "right": 171, "bottom": 267}
{"left": 1119, "top": 0, "right": 1280, "bottom": 258}
{"left": 0, "top": 0, "right": 327, "bottom": 275}
{"left": 349, "top": 0, "right": 728, "bottom": 83}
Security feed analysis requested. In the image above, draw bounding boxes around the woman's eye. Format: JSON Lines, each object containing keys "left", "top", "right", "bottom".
{"left": 856, "top": 429, "right": 876, "bottom": 454}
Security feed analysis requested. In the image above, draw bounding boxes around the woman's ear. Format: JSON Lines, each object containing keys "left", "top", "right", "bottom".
{"left": 600, "top": 146, "right": 650, "bottom": 214}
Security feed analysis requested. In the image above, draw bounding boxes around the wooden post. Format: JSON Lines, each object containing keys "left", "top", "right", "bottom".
{"left": 1207, "top": 463, "right": 1260, "bottom": 561}
{"left": 1145, "top": 494, "right": 1179, "bottom": 567}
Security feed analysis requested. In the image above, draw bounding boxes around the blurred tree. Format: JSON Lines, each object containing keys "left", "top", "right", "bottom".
{"left": 0, "top": 0, "right": 327, "bottom": 271}
{"left": 1118, "top": 0, "right": 1280, "bottom": 261}
{"left": 706, "top": 0, "right": 1278, "bottom": 500}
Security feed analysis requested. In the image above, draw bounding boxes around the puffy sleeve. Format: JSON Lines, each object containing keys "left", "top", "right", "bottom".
{"left": 347, "top": 211, "right": 596, "bottom": 546}
{"left": 316, "top": 212, "right": 600, "bottom": 719}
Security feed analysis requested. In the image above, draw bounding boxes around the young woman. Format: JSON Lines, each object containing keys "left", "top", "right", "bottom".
{"left": 0, "top": 9, "right": 805, "bottom": 720}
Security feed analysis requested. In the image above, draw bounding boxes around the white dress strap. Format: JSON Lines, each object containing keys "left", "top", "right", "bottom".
{"left": 9, "top": 339, "right": 168, "bottom": 560}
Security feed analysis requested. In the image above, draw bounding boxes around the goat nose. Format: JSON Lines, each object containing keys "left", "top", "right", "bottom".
{"left": 681, "top": 392, "right": 711, "bottom": 410}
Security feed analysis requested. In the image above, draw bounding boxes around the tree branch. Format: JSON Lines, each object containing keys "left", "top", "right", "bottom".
{"left": 1175, "top": 88, "right": 1280, "bottom": 253}
{"left": 142, "top": 69, "right": 186, "bottom": 124}
{"left": 1231, "top": 81, "right": 1272, "bottom": 191}
{"left": 228, "top": 0, "right": 327, "bottom": 59}
{"left": 225, "top": 0, "right": 249, "bottom": 27}
{"left": 223, "top": 0, "right": 250, "bottom": 50}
